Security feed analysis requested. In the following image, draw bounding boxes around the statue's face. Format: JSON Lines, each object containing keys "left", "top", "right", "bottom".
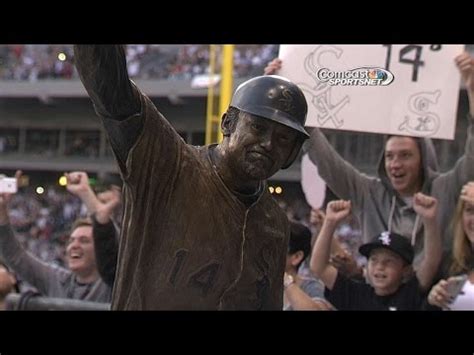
{"left": 224, "top": 112, "right": 298, "bottom": 181}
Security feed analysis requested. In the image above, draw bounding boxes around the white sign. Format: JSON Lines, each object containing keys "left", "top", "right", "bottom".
{"left": 279, "top": 45, "right": 465, "bottom": 140}
{"left": 301, "top": 154, "right": 326, "bottom": 209}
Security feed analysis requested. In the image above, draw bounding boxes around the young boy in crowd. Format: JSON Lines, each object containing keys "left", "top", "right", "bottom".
{"left": 310, "top": 193, "right": 442, "bottom": 310}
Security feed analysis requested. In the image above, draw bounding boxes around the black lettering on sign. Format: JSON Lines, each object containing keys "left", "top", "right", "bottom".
{"left": 382, "top": 44, "right": 393, "bottom": 71}
{"left": 383, "top": 45, "right": 426, "bottom": 82}
{"left": 399, "top": 45, "right": 424, "bottom": 82}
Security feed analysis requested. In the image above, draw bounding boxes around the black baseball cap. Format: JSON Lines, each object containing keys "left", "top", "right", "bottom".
{"left": 359, "top": 231, "right": 414, "bottom": 264}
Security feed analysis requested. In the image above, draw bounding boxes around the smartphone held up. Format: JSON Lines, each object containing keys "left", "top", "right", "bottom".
{"left": 0, "top": 176, "right": 17, "bottom": 194}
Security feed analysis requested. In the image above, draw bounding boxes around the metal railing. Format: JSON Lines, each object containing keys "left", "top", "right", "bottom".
{"left": 5, "top": 293, "right": 110, "bottom": 311}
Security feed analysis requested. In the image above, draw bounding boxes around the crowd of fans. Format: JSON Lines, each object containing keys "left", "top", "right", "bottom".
{"left": 0, "top": 44, "right": 278, "bottom": 81}
{"left": 7, "top": 185, "right": 85, "bottom": 268}
{"left": 2, "top": 178, "right": 365, "bottom": 308}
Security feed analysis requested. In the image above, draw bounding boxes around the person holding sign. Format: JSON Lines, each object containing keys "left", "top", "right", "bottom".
{"left": 74, "top": 45, "right": 309, "bottom": 310}
{"left": 266, "top": 52, "right": 474, "bottom": 278}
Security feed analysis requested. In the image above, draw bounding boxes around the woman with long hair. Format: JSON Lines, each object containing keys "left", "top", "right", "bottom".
{"left": 428, "top": 182, "right": 474, "bottom": 310}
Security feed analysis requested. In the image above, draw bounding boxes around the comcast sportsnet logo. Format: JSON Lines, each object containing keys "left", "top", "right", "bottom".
{"left": 316, "top": 67, "right": 394, "bottom": 86}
